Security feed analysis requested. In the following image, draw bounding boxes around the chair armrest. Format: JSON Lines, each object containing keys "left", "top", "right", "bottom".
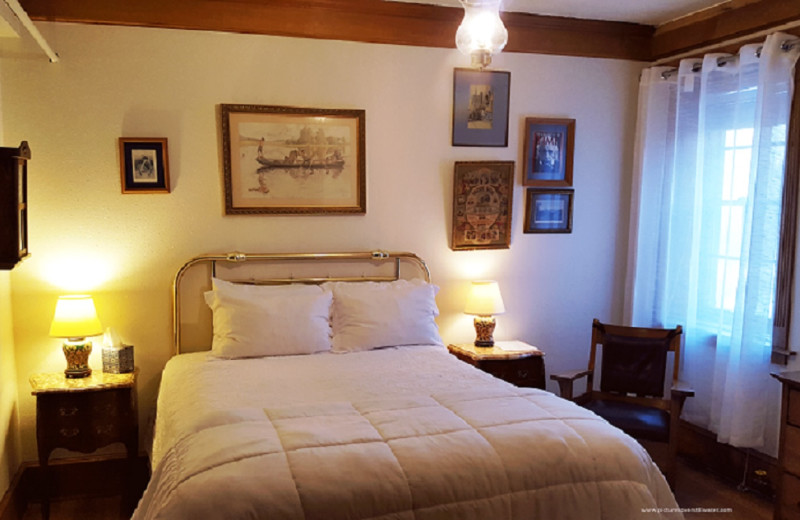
{"left": 670, "top": 380, "right": 695, "bottom": 399}
{"left": 549, "top": 369, "right": 592, "bottom": 400}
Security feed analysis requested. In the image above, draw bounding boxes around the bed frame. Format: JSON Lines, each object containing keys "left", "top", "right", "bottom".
{"left": 172, "top": 251, "right": 431, "bottom": 355}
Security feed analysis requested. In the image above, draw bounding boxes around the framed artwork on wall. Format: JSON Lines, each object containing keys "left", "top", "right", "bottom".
{"left": 522, "top": 117, "right": 575, "bottom": 187}
{"left": 452, "top": 69, "right": 510, "bottom": 147}
{"left": 524, "top": 188, "right": 573, "bottom": 234}
{"left": 451, "top": 160, "right": 514, "bottom": 250}
{"left": 118, "top": 138, "right": 170, "bottom": 193}
{"left": 220, "top": 104, "right": 366, "bottom": 215}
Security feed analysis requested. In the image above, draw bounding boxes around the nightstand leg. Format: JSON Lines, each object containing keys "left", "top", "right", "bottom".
{"left": 37, "top": 452, "right": 50, "bottom": 520}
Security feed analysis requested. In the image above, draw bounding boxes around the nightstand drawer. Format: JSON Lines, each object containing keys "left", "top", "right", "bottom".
{"left": 36, "top": 388, "right": 135, "bottom": 454}
{"left": 789, "top": 388, "right": 800, "bottom": 428}
{"left": 479, "top": 357, "right": 545, "bottom": 388}
{"left": 786, "top": 424, "right": 800, "bottom": 477}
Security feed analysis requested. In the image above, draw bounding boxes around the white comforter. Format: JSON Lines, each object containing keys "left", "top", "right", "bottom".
{"left": 134, "top": 345, "right": 682, "bottom": 519}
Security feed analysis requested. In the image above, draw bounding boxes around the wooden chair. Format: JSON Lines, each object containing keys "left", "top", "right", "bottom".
{"left": 550, "top": 318, "right": 694, "bottom": 488}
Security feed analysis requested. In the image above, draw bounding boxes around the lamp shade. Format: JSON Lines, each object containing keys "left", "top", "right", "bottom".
{"left": 464, "top": 280, "right": 505, "bottom": 316}
{"left": 49, "top": 295, "right": 103, "bottom": 339}
{"left": 455, "top": 0, "right": 508, "bottom": 67}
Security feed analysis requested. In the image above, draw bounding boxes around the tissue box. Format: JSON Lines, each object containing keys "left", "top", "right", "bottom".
{"left": 102, "top": 345, "right": 134, "bottom": 374}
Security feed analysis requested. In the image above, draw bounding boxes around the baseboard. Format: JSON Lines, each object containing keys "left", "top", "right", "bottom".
{"left": 0, "top": 463, "right": 30, "bottom": 520}
{"left": 678, "top": 419, "right": 778, "bottom": 498}
{"left": 0, "top": 455, "right": 149, "bottom": 520}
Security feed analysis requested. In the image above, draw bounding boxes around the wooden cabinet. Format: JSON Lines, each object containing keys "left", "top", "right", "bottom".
{"left": 0, "top": 141, "right": 30, "bottom": 269}
{"left": 30, "top": 371, "right": 138, "bottom": 520}
{"left": 772, "top": 370, "right": 800, "bottom": 520}
{"left": 448, "top": 341, "right": 546, "bottom": 390}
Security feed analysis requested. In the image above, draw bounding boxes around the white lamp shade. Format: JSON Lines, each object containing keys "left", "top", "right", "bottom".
{"left": 464, "top": 280, "right": 505, "bottom": 316}
{"left": 455, "top": 0, "right": 508, "bottom": 57}
{"left": 49, "top": 295, "right": 103, "bottom": 339}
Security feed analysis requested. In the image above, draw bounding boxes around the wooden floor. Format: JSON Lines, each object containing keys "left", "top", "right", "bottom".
{"left": 20, "top": 458, "right": 772, "bottom": 520}
{"left": 674, "top": 461, "right": 772, "bottom": 520}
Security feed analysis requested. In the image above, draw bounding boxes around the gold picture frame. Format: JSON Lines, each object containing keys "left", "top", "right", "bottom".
{"left": 221, "top": 104, "right": 366, "bottom": 215}
{"left": 119, "top": 138, "right": 170, "bottom": 194}
{"left": 451, "top": 161, "right": 514, "bottom": 250}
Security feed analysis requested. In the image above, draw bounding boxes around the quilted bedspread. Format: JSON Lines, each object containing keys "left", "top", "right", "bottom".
{"left": 133, "top": 346, "right": 682, "bottom": 519}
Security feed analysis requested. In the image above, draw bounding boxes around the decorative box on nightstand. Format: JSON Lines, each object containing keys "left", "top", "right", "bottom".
{"left": 29, "top": 370, "right": 138, "bottom": 520}
{"left": 447, "top": 341, "right": 546, "bottom": 389}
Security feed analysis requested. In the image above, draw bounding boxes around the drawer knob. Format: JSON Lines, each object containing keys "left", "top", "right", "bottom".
{"left": 59, "top": 428, "right": 79, "bottom": 438}
{"left": 517, "top": 370, "right": 529, "bottom": 378}
{"left": 95, "top": 424, "right": 114, "bottom": 435}
{"left": 58, "top": 407, "right": 78, "bottom": 417}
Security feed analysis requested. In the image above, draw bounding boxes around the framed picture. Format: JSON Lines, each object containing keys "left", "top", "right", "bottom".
{"left": 452, "top": 69, "right": 510, "bottom": 147}
{"left": 524, "top": 188, "right": 573, "bottom": 234}
{"left": 522, "top": 118, "right": 575, "bottom": 186}
{"left": 118, "top": 138, "right": 170, "bottom": 193}
{"left": 221, "top": 104, "right": 366, "bottom": 215}
{"left": 452, "top": 161, "right": 514, "bottom": 250}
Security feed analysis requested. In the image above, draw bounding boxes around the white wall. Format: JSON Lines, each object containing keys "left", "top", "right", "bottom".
{"left": 0, "top": 22, "right": 642, "bottom": 461}
{"left": 0, "top": 271, "right": 19, "bottom": 497}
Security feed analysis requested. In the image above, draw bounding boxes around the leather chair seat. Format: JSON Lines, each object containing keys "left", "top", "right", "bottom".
{"left": 583, "top": 399, "right": 670, "bottom": 443}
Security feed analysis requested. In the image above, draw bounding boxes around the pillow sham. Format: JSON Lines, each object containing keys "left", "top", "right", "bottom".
{"left": 204, "top": 289, "right": 333, "bottom": 358}
{"left": 209, "top": 277, "right": 322, "bottom": 306}
{"left": 325, "top": 279, "right": 443, "bottom": 353}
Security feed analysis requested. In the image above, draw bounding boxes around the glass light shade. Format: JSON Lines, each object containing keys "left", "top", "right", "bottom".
{"left": 464, "top": 280, "right": 506, "bottom": 316}
{"left": 455, "top": 0, "right": 508, "bottom": 68}
{"left": 49, "top": 295, "right": 103, "bottom": 339}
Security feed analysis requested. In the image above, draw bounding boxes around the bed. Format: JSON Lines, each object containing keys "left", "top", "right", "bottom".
{"left": 133, "top": 251, "right": 683, "bottom": 520}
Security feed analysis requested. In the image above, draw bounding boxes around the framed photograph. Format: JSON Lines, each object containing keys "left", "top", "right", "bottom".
{"left": 452, "top": 161, "right": 514, "bottom": 250}
{"left": 524, "top": 188, "right": 573, "bottom": 234}
{"left": 221, "top": 104, "right": 365, "bottom": 215}
{"left": 452, "top": 69, "right": 510, "bottom": 147}
{"left": 522, "top": 118, "right": 575, "bottom": 186}
{"left": 118, "top": 138, "right": 170, "bottom": 193}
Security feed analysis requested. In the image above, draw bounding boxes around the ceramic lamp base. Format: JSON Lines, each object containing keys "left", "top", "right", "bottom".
{"left": 473, "top": 315, "right": 496, "bottom": 347}
{"left": 63, "top": 339, "right": 92, "bottom": 379}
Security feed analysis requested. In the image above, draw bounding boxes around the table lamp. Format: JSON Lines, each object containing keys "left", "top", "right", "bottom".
{"left": 49, "top": 295, "right": 103, "bottom": 378}
{"left": 464, "top": 280, "right": 505, "bottom": 347}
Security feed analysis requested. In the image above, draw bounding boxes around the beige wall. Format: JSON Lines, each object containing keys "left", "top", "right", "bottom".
{"left": 0, "top": 271, "right": 19, "bottom": 496}
{"left": 0, "top": 22, "right": 642, "bottom": 462}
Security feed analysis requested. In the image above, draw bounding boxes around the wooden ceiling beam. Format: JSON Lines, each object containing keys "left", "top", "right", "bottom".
{"left": 17, "top": 0, "right": 800, "bottom": 63}
{"left": 18, "top": 0, "right": 652, "bottom": 61}
{"left": 652, "top": 0, "right": 800, "bottom": 60}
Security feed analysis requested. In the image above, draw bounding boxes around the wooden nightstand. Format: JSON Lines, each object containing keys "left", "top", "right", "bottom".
{"left": 448, "top": 341, "right": 546, "bottom": 389}
{"left": 771, "top": 370, "right": 800, "bottom": 520}
{"left": 30, "top": 371, "right": 138, "bottom": 519}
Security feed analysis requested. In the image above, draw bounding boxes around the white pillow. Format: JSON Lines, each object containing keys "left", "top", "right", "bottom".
{"left": 325, "top": 279, "right": 443, "bottom": 353}
{"left": 209, "top": 277, "right": 322, "bottom": 306}
{"left": 204, "top": 289, "right": 333, "bottom": 358}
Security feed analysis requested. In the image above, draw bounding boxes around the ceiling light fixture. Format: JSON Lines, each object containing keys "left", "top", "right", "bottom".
{"left": 455, "top": 0, "right": 508, "bottom": 69}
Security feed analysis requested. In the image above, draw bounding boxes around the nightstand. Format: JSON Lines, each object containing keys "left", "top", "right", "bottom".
{"left": 448, "top": 341, "right": 546, "bottom": 389}
{"left": 771, "top": 370, "right": 800, "bottom": 520}
{"left": 29, "top": 371, "right": 138, "bottom": 519}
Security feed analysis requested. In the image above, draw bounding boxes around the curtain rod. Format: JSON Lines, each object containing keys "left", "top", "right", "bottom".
{"left": 659, "top": 38, "right": 799, "bottom": 80}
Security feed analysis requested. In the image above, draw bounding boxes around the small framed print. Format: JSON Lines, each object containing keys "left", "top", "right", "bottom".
{"left": 522, "top": 118, "right": 575, "bottom": 187}
{"left": 119, "top": 138, "right": 170, "bottom": 193}
{"left": 524, "top": 188, "right": 573, "bottom": 234}
{"left": 452, "top": 69, "right": 510, "bottom": 147}
{"left": 451, "top": 160, "right": 514, "bottom": 250}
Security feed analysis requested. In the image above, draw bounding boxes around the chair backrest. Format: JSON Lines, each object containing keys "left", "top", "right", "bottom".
{"left": 587, "top": 319, "right": 683, "bottom": 405}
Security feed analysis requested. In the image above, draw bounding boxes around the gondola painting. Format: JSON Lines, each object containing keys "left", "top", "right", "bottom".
{"left": 221, "top": 104, "right": 365, "bottom": 214}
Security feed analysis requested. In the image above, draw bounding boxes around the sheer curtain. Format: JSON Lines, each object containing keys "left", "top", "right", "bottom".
{"left": 625, "top": 33, "right": 800, "bottom": 454}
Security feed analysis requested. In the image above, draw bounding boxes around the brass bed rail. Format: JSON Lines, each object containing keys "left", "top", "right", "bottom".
{"left": 172, "top": 251, "right": 431, "bottom": 354}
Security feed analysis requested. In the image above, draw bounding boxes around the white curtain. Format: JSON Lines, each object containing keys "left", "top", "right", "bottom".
{"left": 625, "top": 33, "right": 800, "bottom": 455}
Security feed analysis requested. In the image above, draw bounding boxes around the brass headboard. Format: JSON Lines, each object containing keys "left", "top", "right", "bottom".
{"left": 172, "top": 251, "right": 431, "bottom": 355}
